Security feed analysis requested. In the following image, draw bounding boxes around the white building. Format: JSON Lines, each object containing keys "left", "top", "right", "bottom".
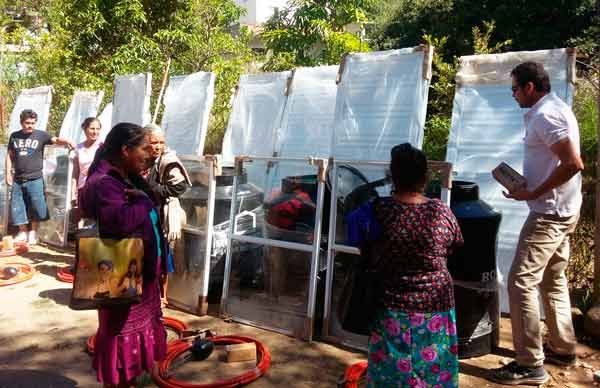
{"left": 235, "top": 0, "right": 288, "bottom": 27}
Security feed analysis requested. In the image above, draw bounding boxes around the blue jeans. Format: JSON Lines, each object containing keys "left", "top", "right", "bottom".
{"left": 10, "top": 177, "right": 49, "bottom": 226}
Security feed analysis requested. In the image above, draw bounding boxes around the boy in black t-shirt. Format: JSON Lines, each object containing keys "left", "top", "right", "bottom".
{"left": 6, "top": 109, "right": 75, "bottom": 244}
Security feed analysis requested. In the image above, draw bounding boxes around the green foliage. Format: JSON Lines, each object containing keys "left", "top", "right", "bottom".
{"left": 0, "top": 0, "right": 252, "bottom": 153}
{"left": 422, "top": 34, "right": 457, "bottom": 118}
{"left": 422, "top": 115, "right": 451, "bottom": 161}
{"left": 370, "top": 0, "right": 596, "bottom": 60}
{"left": 574, "top": 79, "right": 599, "bottom": 181}
{"left": 472, "top": 20, "right": 511, "bottom": 55}
{"left": 421, "top": 34, "right": 458, "bottom": 161}
{"left": 262, "top": 0, "right": 372, "bottom": 71}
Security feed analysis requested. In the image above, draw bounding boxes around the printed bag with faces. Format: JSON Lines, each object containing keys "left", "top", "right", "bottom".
{"left": 69, "top": 227, "right": 144, "bottom": 310}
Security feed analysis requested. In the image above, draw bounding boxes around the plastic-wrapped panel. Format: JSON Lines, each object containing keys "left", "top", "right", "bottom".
{"left": 9, "top": 86, "right": 53, "bottom": 133}
{"left": 161, "top": 72, "right": 216, "bottom": 156}
{"left": 58, "top": 91, "right": 104, "bottom": 143}
{"left": 275, "top": 66, "right": 339, "bottom": 158}
{"left": 332, "top": 47, "right": 432, "bottom": 161}
{"left": 111, "top": 73, "right": 152, "bottom": 127}
{"left": 97, "top": 102, "right": 113, "bottom": 141}
{"left": 221, "top": 72, "right": 291, "bottom": 167}
{"left": 445, "top": 48, "right": 575, "bottom": 312}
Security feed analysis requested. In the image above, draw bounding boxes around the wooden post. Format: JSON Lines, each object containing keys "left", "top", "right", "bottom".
{"left": 593, "top": 0, "right": 600, "bottom": 301}
{"left": 591, "top": 0, "right": 600, "bottom": 296}
{"left": 152, "top": 57, "right": 172, "bottom": 125}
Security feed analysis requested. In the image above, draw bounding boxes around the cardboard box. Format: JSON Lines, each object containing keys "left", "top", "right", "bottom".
{"left": 225, "top": 342, "right": 256, "bottom": 363}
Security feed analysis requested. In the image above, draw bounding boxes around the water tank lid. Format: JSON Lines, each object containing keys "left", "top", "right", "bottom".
{"left": 451, "top": 181, "right": 479, "bottom": 203}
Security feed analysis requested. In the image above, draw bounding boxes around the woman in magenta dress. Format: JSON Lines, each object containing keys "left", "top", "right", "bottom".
{"left": 79, "top": 122, "right": 167, "bottom": 387}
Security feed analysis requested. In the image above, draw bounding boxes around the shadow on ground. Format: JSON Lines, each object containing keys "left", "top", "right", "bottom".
{"left": 39, "top": 288, "right": 71, "bottom": 306}
{"left": 0, "top": 369, "right": 78, "bottom": 388}
{"left": 459, "top": 362, "right": 491, "bottom": 381}
{"left": 20, "top": 250, "right": 73, "bottom": 266}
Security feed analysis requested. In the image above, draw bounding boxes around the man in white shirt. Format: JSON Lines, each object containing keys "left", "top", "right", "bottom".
{"left": 491, "top": 62, "right": 584, "bottom": 385}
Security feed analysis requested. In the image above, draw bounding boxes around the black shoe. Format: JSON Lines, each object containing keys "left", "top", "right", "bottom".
{"left": 490, "top": 361, "right": 550, "bottom": 386}
{"left": 543, "top": 343, "right": 577, "bottom": 366}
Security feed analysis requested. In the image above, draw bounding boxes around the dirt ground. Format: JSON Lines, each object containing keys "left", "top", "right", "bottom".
{"left": 1, "top": 245, "right": 600, "bottom": 388}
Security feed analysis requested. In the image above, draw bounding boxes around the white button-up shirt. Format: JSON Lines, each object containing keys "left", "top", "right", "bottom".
{"left": 523, "top": 92, "right": 581, "bottom": 216}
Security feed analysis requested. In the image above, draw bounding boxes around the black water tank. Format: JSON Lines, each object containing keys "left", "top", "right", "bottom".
{"left": 448, "top": 181, "right": 502, "bottom": 359}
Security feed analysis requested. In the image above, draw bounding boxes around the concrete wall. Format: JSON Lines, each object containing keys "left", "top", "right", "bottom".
{"left": 236, "top": 0, "right": 288, "bottom": 26}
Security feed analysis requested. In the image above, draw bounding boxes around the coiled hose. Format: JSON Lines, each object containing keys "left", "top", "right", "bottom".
{"left": 0, "top": 262, "right": 34, "bottom": 286}
{"left": 151, "top": 335, "right": 271, "bottom": 388}
{"left": 338, "top": 361, "right": 367, "bottom": 388}
{"left": 0, "top": 242, "right": 29, "bottom": 258}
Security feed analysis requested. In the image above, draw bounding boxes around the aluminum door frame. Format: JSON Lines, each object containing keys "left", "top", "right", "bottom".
{"left": 168, "top": 155, "right": 219, "bottom": 315}
{"left": 220, "top": 155, "right": 328, "bottom": 342}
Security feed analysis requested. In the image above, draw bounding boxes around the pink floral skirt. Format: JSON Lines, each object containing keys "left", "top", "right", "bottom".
{"left": 93, "top": 279, "right": 167, "bottom": 385}
{"left": 367, "top": 308, "right": 458, "bottom": 388}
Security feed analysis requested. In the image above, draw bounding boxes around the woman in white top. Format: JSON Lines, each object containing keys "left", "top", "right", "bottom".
{"left": 73, "top": 117, "right": 102, "bottom": 191}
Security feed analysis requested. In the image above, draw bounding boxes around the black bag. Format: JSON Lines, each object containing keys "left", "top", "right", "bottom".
{"left": 338, "top": 237, "right": 387, "bottom": 336}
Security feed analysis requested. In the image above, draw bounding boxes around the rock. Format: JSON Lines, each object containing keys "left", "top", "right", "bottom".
{"left": 595, "top": 370, "right": 600, "bottom": 383}
{"left": 584, "top": 304, "right": 600, "bottom": 340}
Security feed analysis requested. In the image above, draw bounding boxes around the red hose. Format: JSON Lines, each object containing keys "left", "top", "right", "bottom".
{"left": 163, "top": 317, "right": 188, "bottom": 334}
{"left": 0, "top": 242, "right": 29, "bottom": 257}
{"left": 57, "top": 266, "right": 74, "bottom": 283}
{"left": 0, "top": 263, "right": 34, "bottom": 286}
{"left": 87, "top": 316, "right": 188, "bottom": 354}
{"left": 342, "top": 361, "right": 367, "bottom": 388}
{"left": 152, "top": 335, "right": 271, "bottom": 388}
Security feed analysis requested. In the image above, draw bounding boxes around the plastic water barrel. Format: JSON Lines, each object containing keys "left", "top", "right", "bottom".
{"left": 448, "top": 181, "right": 502, "bottom": 358}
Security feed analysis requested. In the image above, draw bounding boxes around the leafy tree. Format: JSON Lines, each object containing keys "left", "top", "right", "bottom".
{"left": 0, "top": 0, "right": 253, "bottom": 152}
{"left": 261, "top": 0, "right": 374, "bottom": 71}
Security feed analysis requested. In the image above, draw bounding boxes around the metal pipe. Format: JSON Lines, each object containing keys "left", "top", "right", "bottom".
{"left": 323, "top": 163, "right": 339, "bottom": 336}
{"left": 237, "top": 155, "right": 314, "bottom": 163}
{"left": 230, "top": 234, "right": 313, "bottom": 252}
{"left": 333, "top": 244, "right": 360, "bottom": 256}
{"left": 202, "top": 158, "right": 217, "bottom": 302}
{"left": 63, "top": 149, "right": 75, "bottom": 247}
{"left": 306, "top": 171, "right": 326, "bottom": 341}
{"left": 220, "top": 171, "right": 239, "bottom": 314}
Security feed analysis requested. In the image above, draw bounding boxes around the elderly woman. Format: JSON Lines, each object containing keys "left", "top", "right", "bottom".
{"left": 79, "top": 122, "right": 167, "bottom": 387}
{"left": 143, "top": 124, "right": 191, "bottom": 304}
{"left": 349, "top": 143, "right": 463, "bottom": 388}
{"left": 143, "top": 124, "right": 191, "bottom": 239}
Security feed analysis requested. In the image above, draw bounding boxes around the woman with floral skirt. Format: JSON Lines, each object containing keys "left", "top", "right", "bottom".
{"left": 347, "top": 143, "right": 463, "bottom": 387}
